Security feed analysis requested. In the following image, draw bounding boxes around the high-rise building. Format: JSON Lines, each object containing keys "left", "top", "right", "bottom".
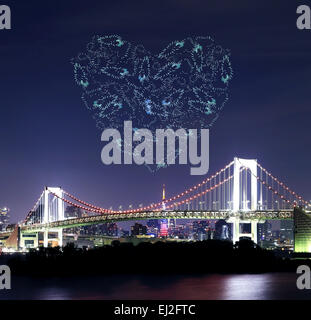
{"left": 80, "top": 222, "right": 119, "bottom": 236}
{"left": 215, "top": 220, "right": 230, "bottom": 240}
{"left": 120, "top": 229, "right": 130, "bottom": 238}
{"left": 0, "top": 207, "right": 9, "bottom": 231}
{"left": 64, "top": 206, "right": 85, "bottom": 234}
{"left": 260, "top": 221, "right": 272, "bottom": 240}
{"left": 147, "top": 219, "right": 160, "bottom": 229}
{"left": 193, "top": 220, "right": 209, "bottom": 241}
{"left": 131, "top": 223, "right": 147, "bottom": 236}
{"left": 159, "top": 219, "right": 168, "bottom": 237}
{"left": 257, "top": 221, "right": 276, "bottom": 249}
{"left": 280, "top": 220, "right": 294, "bottom": 244}
{"left": 65, "top": 206, "right": 84, "bottom": 219}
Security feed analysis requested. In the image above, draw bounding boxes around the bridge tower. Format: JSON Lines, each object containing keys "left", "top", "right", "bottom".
{"left": 233, "top": 157, "right": 257, "bottom": 212}
{"left": 21, "top": 187, "right": 65, "bottom": 249}
{"left": 43, "top": 187, "right": 65, "bottom": 223}
{"left": 231, "top": 157, "right": 259, "bottom": 244}
{"left": 43, "top": 187, "right": 64, "bottom": 247}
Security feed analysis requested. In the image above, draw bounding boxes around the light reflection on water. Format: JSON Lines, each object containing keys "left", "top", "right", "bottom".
{"left": 222, "top": 274, "right": 276, "bottom": 300}
{"left": 0, "top": 273, "right": 310, "bottom": 300}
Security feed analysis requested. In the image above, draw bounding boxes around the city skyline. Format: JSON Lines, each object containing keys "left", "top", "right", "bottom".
{"left": 0, "top": 0, "right": 311, "bottom": 223}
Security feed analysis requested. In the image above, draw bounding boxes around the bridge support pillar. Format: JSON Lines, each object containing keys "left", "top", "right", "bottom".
{"left": 58, "top": 228, "right": 63, "bottom": 247}
{"left": 19, "top": 232, "right": 39, "bottom": 249}
{"left": 42, "top": 229, "right": 63, "bottom": 248}
{"left": 232, "top": 218, "right": 240, "bottom": 244}
{"left": 231, "top": 218, "right": 259, "bottom": 244}
{"left": 43, "top": 229, "right": 48, "bottom": 248}
{"left": 251, "top": 221, "right": 258, "bottom": 244}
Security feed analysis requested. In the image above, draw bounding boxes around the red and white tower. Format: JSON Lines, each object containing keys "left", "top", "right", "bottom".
{"left": 160, "top": 184, "right": 168, "bottom": 237}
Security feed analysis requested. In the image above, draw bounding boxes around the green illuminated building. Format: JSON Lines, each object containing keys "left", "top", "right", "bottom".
{"left": 294, "top": 207, "right": 311, "bottom": 253}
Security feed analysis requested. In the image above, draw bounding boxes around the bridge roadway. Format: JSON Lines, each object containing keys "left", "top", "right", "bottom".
{"left": 20, "top": 209, "right": 293, "bottom": 233}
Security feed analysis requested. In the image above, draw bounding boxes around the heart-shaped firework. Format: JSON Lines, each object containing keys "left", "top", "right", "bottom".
{"left": 72, "top": 35, "right": 233, "bottom": 131}
{"left": 72, "top": 35, "right": 233, "bottom": 172}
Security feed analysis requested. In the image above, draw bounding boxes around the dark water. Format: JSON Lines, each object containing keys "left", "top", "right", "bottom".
{"left": 0, "top": 273, "right": 310, "bottom": 300}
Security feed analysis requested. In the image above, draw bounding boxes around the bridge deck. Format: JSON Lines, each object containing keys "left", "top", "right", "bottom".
{"left": 18, "top": 210, "right": 293, "bottom": 233}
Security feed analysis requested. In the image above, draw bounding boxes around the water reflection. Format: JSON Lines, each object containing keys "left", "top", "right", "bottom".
{"left": 0, "top": 273, "right": 309, "bottom": 300}
{"left": 35, "top": 287, "right": 71, "bottom": 300}
{"left": 222, "top": 274, "right": 274, "bottom": 300}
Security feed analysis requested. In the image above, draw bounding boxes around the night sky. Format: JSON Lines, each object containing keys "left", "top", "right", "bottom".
{"left": 0, "top": 0, "right": 310, "bottom": 223}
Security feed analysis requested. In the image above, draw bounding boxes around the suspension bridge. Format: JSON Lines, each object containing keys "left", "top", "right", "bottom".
{"left": 1, "top": 157, "right": 311, "bottom": 252}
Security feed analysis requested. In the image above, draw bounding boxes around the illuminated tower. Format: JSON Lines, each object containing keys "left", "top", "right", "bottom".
{"left": 160, "top": 184, "right": 168, "bottom": 237}
{"left": 162, "top": 184, "right": 166, "bottom": 210}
